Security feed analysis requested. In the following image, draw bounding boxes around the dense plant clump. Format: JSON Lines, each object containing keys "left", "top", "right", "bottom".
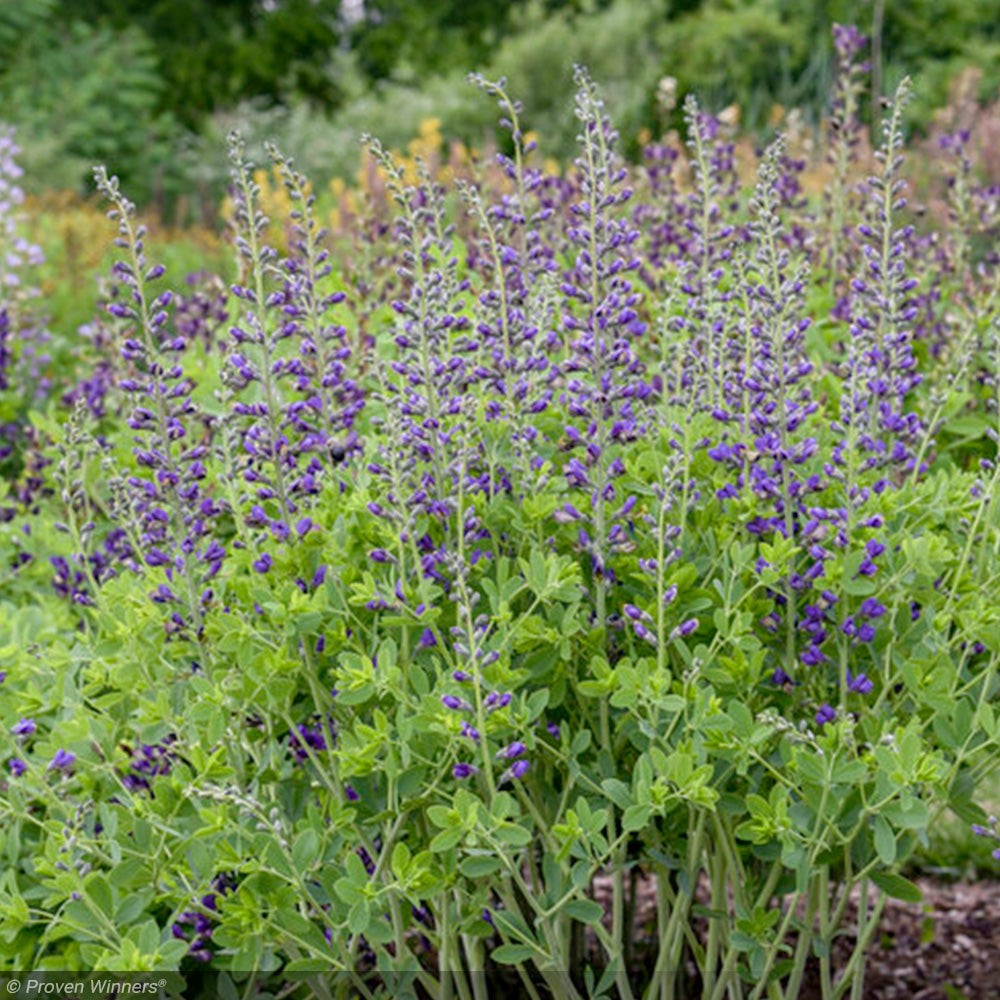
{"left": 4, "top": 27, "right": 1000, "bottom": 1000}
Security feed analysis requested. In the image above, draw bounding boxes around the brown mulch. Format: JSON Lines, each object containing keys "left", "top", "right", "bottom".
{"left": 827, "top": 878, "right": 1000, "bottom": 1000}
{"left": 591, "top": 874, "right": 1000, "bottom": 999}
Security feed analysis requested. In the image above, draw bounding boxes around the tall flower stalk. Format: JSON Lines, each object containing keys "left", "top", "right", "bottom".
{"left": 94, "top": 167, "right": 220, "bottom": 647}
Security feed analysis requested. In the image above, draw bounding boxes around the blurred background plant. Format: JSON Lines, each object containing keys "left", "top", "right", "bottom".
{"left": 4, "top": 0, "right": 1000, "bottom": 218}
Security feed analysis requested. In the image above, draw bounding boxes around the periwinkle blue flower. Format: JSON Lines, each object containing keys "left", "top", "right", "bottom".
{"left": 8, "top": 757, "right": 27, "bottom": 776}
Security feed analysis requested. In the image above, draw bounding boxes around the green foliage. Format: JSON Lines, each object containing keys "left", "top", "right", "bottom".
{"left": 0, "top": 22, "right": 173, "bottom": 198}
{"left": 0, "top": 0, "right": 55, "bottom": 58}
{"left": 4, "top": 11, "right": 1000, "bottom": 999}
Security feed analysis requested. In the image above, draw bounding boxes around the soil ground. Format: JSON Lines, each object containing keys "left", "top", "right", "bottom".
{"left": 592, "top": 873, "right": 1000, "bottom": 998}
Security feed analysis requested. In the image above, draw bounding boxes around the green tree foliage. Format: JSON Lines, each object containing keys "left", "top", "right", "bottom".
{"left": 3, "top": 0, "right": 1000, "bottom": 203}
{"left": 51, "top": 0, "right": 343, "bottom": 125}
{"left": 0, "top": 21, "right": 171, "bottom": 197}
{"left": 350, "top": 0, "right": 521, "bottom": 81}
{"left": 0, "top": 0, "right": 55, "bottom": 58}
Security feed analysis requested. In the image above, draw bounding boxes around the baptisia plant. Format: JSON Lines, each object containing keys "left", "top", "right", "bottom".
{"left": 3, "top": 36, "right": 1000, "bottom": 1000}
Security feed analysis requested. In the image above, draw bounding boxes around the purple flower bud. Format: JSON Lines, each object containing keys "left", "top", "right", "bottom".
{"left": 504, "top": 759, "right": 530, "bottom": 781}
{"left": 497, "top": 741, "right": 527, "bottom": 760}
{"left": 441, "top": 695, "right": 462, "bottom": 710}
{"left": 253, "top": 553, "right": 272, "bottom": 573}
{"left": 8, "top": 757, "right": 27, "bottom": 776}
{"left": 815, "top": 704, "right": 836, "bottom": 727}
{"left": 368, "top": 549, "right": 394, "bottom": 564}
{"left": 847, "top": 671, "right": 874, "bottom": 695}
{"left": 859, "top": 598, "right": 886, "bottom": 618}
{"left": 554, "top": 503, "right": 584, "bottom": 524}
{"left": 48, "top": 749, "right": 76, "bottom": 771}
{"left": 11, "top": 718, "right": 36, "bottom": 736}
{"left": 453, "top": 763, "right": 478, "bottom": 779}
{"left": 634, "top": 622, "right": 656, "bottom": 644}
{"left": 857, "top": 622, "right": 876, "bottom": 642}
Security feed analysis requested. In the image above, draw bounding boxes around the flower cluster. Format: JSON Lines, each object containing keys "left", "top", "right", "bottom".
{"left": 95, "top": 168, "right": 224, "bottom": 639}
